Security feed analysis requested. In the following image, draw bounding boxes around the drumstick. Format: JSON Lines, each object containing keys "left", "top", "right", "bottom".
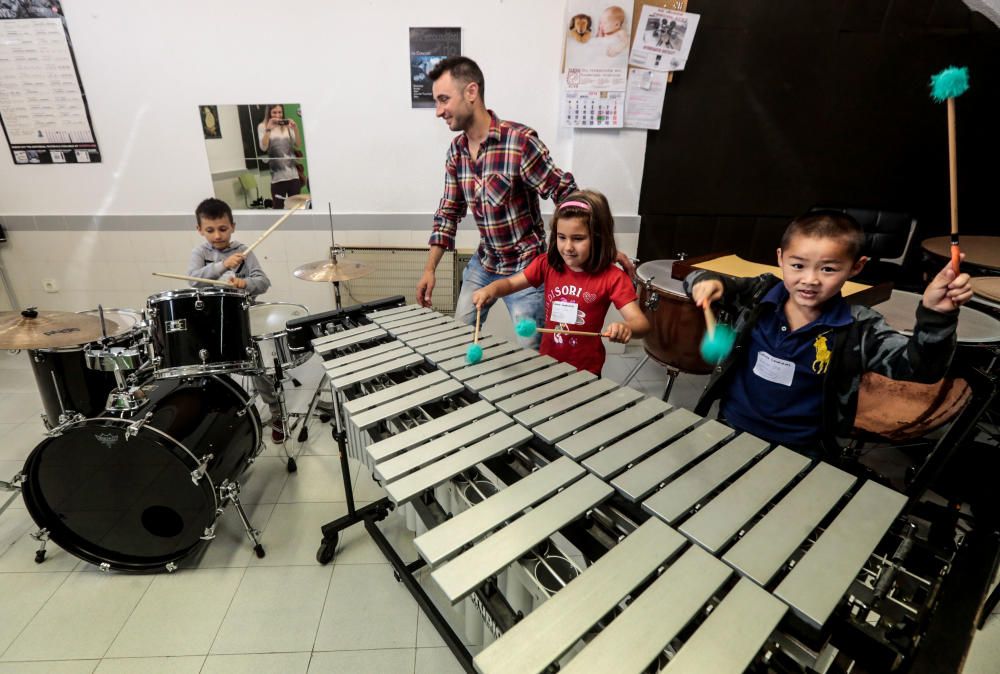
{"left": 242, "top": 200, "right": 308, "bottom": 257}
{"left": 153, "top": 271, "right": 233, "bottom": 288}
{"left": 930, "top": 66, "right": 970, "bottom": 274}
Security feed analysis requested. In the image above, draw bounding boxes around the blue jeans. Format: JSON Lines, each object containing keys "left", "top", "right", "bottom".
{"left": 454, "top": 255, "right": 544, "bottom": 350}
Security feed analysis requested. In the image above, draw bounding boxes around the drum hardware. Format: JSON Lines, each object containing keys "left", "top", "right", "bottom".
{"left": 106, "top": 386, "right": 148, "bottom": 413}
{"left": 44, "top": 412, "right": 84, "bottom": 437}
{"left": 0, "top": 472, "right": 25, "bottom": 522}
{"left": 125, "top": 411, "right": 153, "bottom": 439}
{"left": 190, "top": 453, "right": 215, "bottom": 484}
{"left": 29, "top": 527, "right": 50, "bottom": 565}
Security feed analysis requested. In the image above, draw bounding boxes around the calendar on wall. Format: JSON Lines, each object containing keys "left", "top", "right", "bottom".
{"left": 563, "top": 91, "right": 624, "bottom": 129}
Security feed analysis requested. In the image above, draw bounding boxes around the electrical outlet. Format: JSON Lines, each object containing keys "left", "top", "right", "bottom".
{"left": 42, "top": 279, "right": 58, "bottom": 293}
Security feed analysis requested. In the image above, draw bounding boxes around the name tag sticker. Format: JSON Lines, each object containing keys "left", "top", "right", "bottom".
{"left": 550, "top": 300, "right": 579, "bottom": 324}
{"left": 752, "top": 351, "right": 795, "bottom": 387}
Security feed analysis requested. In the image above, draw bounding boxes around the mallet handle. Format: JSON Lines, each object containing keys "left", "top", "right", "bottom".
{"left": 474, "top": 306, "right": 482, "bottom": 344}
{"left": 536, "top": 327, "right": 605, "bottom": 337}
{"left": 947, "top": 97, "right": 961, "bottom": 274}
{"left": 702, "top": 302, "right": 717, "bottom": 338}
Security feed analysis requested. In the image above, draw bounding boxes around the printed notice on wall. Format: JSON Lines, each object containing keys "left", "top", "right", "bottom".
{"left": 624, "top": 68, "right": 668, "bottom": 129}
{"left": 562, "top": 0, "right": 632, "bottom": 91}
{"left": 409, "top": 27, "right": 462, "bottom": 108}
{"left": 628, "top": 5, "right": 700, "bottom": 72}
{"left": 0, "top": 3, "right": 101, "bottom": 164}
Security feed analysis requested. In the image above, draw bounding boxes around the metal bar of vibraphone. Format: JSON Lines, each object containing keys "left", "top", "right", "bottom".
{"left": 559, "top": 545, "right": 732, "bottom": 674}
{"left": 385, "top": 316, "right": 457, "bottom": 336}
{"left": 437, "top": 342, "right": 524, "bottom": 374}
{"left": 348, "top": 380, "right": 465, "bottom": 432}
{"left": 411, "top": 330, "right": 489, "bottom": 356}
{"left": 366, "top": 400, "right": 495, "bottom": 464}
{"left": 385, "top": 425, "right": 534, "bottom": 506}
{"left": 314, "top": 326, "right": 388, "bottom": 355}
{"left": 376, "top": 411, "right": 516, "bottom": 483}
{"left": 642, "top": 434, "right": 770, "bottom": 524}
{"left": 331, "top": 353, "right": 425, "bottom": 392}
{"left": 478, "top": 361, "right": 576, "bottom": 403}
{"left": 376, "top": 311, "right": 444, "bottom": 330}
{"left": 471, "top": 518, "right": 685, "bottom": 674}
{"left": 495, "top": 369, "right": 596, "bottom": 415}
{"left": 557, "top": 397, "right": 671, "bottom": 461}
{"left": 368, "top": 305, "right": 431, "bottom": 323}
{"left": 513, "top": 378, "right": 621, "bottom": 428}
{"left": 774, "top": 479, "right": 907, "bottom": 629}
{"left": 414, "top": 457, "right": 587, "bottom": 567}
{"left": 432, "top": 474, "right": 615, "bottom": 604}
{"left": 365, "top": 303, "right": 424, "bottom": 319}
{"left": 658, "top": 578, "right": 786, "bottom": 674}
{"left": 610, "top": 419, "right": 734, "bottom": 501}
{"left": 679, "top": 446, "right": 811, "bottom": 553}
{"left": 343, "top": 370, "right": 451, "bottom": 416}
{"left": 323, "top": 344, "right": 413, "bottom": 380}
{"left": 463, "top": 355, "right": 557, "bottom": 393}
{"left": 722, "top": 462, "right": 856, "bottom": 586}
{"left": 581, "top": 407, "right": 701, "bottom": 479}
{"left": 450, "top": 350, "right": 537, "bottom": 382}
{"left": 319, "top": 340, "right": 403, "bottom": 368}
{"left": 425, "top": 336, "right": 506, "bottom": 365}
{"left": 403, "top": 324, "right": 474, "bottom": 347}
{"left": 533, "top": 386, "right": 646, "bottom": 444}
{"left": 311, "top": 323, "right": 382, "bottom": 348}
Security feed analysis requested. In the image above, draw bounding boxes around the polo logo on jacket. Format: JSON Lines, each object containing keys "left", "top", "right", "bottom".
{"left": 812, "top": 334, "right": 831, "bottom": 374}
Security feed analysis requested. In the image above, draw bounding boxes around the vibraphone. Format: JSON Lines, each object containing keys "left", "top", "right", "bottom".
{"left": 309, "top": 303, "right": 960, "bottom": 674}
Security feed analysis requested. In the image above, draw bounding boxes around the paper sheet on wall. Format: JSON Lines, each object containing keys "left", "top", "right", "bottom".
{"left": 562, "top": 90, "right": 624, "bottom": 128}
{"left": 0, "top": 8, "right": 101, "bottom": 164}
{"left": 628, "top": 6, "right": 700, "bottom": 72}
{"left": 562, "top": 0, "right": 632, "bottom": 91}
{"left": 624, "top": 68, "right": 668, "bottom": 129}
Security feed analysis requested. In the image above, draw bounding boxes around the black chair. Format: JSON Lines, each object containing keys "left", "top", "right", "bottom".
{"left": 810, "top": 207, "right": 918, "bottom": 288}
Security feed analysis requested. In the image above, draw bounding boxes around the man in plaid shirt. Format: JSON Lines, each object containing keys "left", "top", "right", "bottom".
{"left": 416, "top": 56, "right": 577, "bottom": 348}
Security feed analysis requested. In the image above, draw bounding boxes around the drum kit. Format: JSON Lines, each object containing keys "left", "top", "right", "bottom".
{"left": 0, "top": 207, "right": 378, "bottom": 573}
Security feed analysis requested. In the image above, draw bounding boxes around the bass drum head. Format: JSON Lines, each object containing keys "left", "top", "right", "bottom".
{"left": 20, "top": 418, "right": 216, "bottom": 572}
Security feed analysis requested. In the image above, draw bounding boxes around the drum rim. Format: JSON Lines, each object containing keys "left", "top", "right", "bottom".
{"left": 19, "top": 416, "right": 218, "bottom": 572}
{"left": 635, "top": 259, "right": 686, "bottom": 295}
{"left": 147, "top": 287, "right": 248, "bottom": 303}
{"left": 153, "top": 360, "right": 257, "bottom": 378}
{"left": 249, "top": 301, "right": 310, "bottom": 340}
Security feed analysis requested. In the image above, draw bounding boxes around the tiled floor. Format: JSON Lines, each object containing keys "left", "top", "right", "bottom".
{"left": 0, "top": 344, "right": 997, "bottom": 673}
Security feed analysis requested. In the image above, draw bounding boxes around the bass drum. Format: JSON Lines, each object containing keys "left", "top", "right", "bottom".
{"left": 20, "top": 375, "right": 261, "bottom": 572}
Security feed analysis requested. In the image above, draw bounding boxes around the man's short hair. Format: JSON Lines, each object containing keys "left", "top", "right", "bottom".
{"left": 195, "top": 197, "right": 234, "bottom": 226}
{"left": 781, "top": 210, "right": 865, "bottom": 260}
{"left": 428, "top": 56, "right": 485, "bottom": 102}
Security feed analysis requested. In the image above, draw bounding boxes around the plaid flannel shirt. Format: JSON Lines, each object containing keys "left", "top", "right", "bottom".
{"left": 430, "top": 111, "right": 577, "bottom": 275}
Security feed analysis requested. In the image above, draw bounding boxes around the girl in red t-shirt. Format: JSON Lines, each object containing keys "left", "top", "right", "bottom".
{"left": 472, "top": 189, "right": 649, "bottom": 374}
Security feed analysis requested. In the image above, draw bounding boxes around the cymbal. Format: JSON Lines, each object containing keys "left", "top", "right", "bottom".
{"left": 293, "top": 258, "right": 374, "bottom": 283}
{"left": 0, "top": 309, "right": 121, "bottom": 350}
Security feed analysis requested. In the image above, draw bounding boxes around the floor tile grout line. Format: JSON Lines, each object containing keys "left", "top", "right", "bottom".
{"left": 0, "top": 568, "right": 74, "bottom": 660}
{"left": 308, "top": 556, "right": 339, "bottom": 655}
{"left": 99, "top": 570, "right": 157, "bottom": 661}
{"left": 204, "top": 564, "right": 251, "bottom": 659}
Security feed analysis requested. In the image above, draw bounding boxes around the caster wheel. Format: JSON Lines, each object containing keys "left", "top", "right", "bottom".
{"left": 34, "top": 550, "right": 46, "bottom": 564}
{"left": 287, "top": 457, "right": 298, "bottom": 473}
{"left": 319, "top": 413, "right": 332, "bottom": 423}
{"left": 254, "top": 544, "right": 265, "bottom": 559}
{"left": 316, "top": 534, "right": 338, "bottom": 565}
{"left": 297, "top": 427, "right": 309, "bottom": 442}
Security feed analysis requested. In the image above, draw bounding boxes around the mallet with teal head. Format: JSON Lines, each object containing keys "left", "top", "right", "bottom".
{"left": 929, "top": 66, "right": 970, "bottom": 274}
{"left": 699, "top": 301, "right": 735, "bottom": 365}
{"left": 466, "top": 306, "right": 484, "bottom": 363}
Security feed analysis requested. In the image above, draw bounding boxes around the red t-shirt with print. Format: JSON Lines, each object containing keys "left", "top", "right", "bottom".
{"left": 522, "top": 255, "right": 637, "bottom": 375}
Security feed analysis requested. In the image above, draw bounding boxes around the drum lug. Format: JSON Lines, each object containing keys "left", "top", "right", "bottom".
{"left": 190, "top": 453, "right": 215, "bottom": 484}
{"left": 45, "top": 413, "right": 84, "bottom": 437}
{"left": 99, "top": 562, "right": 111, "bottom": 573}
{"left": 125, "top": 412, "right": 153, "bottom": 440}
{"left": 165, "top": 562, "right": 178, "bottom": 573}
{"left": 238, "top": 392, "right": 259, "bottom": 417}
{"left": 195, "top": 299, "right": 205, "bottom": 310}
{"left": 199, "top": 349, "right": 209, "bottom": 364}
{"left": 201, "top": 524, "right": 217, "bottom": 541}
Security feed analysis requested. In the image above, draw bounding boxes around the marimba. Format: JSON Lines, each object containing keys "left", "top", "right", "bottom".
{"left": 311, "top": 303, "right": 952, "bottom": 674}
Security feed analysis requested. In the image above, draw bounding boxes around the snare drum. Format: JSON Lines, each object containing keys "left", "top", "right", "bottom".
{"left": 249, "top": 302, "right": 311, "bottom": 374}
{"left": 147, "top": 288, "right": 256, "bottom": 378}
{"left": 635, "top": 260, "right": 713, "bottom": 374}
{"left": 29, "top": 308, "right": 145, "bottom": 428}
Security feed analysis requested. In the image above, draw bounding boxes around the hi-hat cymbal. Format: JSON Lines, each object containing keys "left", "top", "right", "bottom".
{"left": 0, "top": 309, "right": 121, "bottom": 350}
{"left": 293, "top": 258, "right": 374, "bottom": 283}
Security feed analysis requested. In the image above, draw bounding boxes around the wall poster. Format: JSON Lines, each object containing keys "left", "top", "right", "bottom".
{"left": 0, "top": 1, "right": 101, "bottom": 164}
{"left": 409, "top": 27, "right": 462, "bottom": 108}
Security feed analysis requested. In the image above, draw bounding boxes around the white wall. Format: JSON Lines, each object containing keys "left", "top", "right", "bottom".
{"left": 0, "top": 0, "right": 649, "bottom": 217}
